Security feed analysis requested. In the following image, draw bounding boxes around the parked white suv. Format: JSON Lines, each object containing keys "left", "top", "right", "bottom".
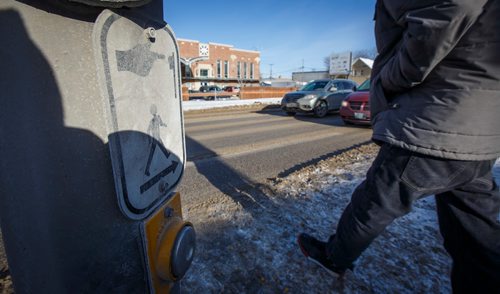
{"left": 281, "top": 79, "right": 358, "bottom": 117}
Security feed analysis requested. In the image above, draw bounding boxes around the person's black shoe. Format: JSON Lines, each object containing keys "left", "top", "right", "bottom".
{"left": 297, "top": 233, "right": 349, "bottom": 277}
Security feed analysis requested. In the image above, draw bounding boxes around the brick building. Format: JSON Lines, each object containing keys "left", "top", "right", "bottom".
{"left": 177, "top": 38, "right": 261, "bottom": 91}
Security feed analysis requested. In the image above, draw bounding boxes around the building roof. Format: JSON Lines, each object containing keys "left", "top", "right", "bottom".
{"left": 209, "top": 42, "right": 234, "bottom": 48}
{"left": 177, "top": 38, "right": 259, "bottom": 54}
{"left": 230, "top": 48, "right": 260, "bottom": 54}
{"left": 292, "top": 70, "right": 329, "bottom": 74}
{"left": 353, "top": 57, "right": 374, "bottom": 69}
{"left": 177, "top": 38, "right": 199, "bottom": 43}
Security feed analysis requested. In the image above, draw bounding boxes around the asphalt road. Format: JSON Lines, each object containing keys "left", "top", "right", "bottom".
{"left": 178, "top": 107, "right": 373, "bottom": 206}
{"left": 0, "top": 107, "right": 371, "bottom": 293}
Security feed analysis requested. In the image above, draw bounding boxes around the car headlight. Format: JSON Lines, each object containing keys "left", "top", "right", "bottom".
{"left": 303, "top": 94, "right": 317, "bottom": 100}
{"left": 341, "top": 101, "right": 349, "bottom": 107}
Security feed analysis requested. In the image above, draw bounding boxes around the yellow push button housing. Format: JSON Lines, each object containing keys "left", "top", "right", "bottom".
{"left": 142, "top": 192, "right": 196, "bottom": 293}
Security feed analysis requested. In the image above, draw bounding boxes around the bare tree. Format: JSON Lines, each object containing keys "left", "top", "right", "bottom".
{"left": 323, "top": 56, "right": 331, "bottom": 71}
{"left": 352, "top": 48, "right": 378, "bottom": 60}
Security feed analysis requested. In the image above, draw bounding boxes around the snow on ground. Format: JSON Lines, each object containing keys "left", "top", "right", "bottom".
{"left": 182, "top": 98, "right": 281, "bottom": 111}
{"left": 1, "top": 106, "right": 499, "bottom": 294}
{"left": 181, "top": 145, "right": 500, "bottom": 293}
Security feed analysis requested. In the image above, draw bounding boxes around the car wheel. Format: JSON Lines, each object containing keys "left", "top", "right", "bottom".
{"left": 343, "top": 120, "right": 353, "bottom": 125}
{"left": 314, "top": 100, "right": 328, "bottom": 118}
{"left": 285, "top": 111, "right": 296, "bottom": 116}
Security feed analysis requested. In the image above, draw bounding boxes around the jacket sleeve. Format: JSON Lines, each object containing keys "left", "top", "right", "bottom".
{"left": 379, "top": 0, "right": 488, "bottom": 94}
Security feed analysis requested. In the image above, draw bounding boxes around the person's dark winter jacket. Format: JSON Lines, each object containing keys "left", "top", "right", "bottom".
{"left": 370, "top": 0, "right": 500, "bottom": 160}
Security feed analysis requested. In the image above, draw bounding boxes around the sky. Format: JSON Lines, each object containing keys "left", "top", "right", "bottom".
{"left": 163, "top": 0, "right": 376, "bottom": 79}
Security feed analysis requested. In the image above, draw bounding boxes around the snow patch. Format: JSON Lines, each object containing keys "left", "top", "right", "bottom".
{"left": 182, "top": 147, "right": 500, "bottom": 293}
{"left": 182, "top": 98, "right": 281, "bottom": 111}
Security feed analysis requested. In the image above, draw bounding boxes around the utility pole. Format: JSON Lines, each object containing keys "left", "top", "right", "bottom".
{"left": 269, "top": 63, "right": 273, "bottom": 79}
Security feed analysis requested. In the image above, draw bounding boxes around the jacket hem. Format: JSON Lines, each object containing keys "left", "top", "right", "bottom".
{"left": 372, "top": 135, "right": 500, "bottom": 161}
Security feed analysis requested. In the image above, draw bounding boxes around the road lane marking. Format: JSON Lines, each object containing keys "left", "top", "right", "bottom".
{"left": 188, "top": 119, "right": 331, "bottom": 141}
{"left": 186, "top": 128, "right": 352, "bottom": 163}
{"left": 184, "top": 111, "right": 277, "bottom": 123}
{"left": 185, "top": 115, "right": 293, "bottom": 132}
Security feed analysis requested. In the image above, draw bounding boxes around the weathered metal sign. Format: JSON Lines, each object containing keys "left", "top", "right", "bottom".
{"left": 94, "top": 10, "right": 185, "bottom": 220}
{"left": 329, "top": 51, "right": 352, "bottom": 75}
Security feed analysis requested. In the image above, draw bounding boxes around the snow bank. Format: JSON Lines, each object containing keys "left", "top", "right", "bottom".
{"left": 182, "top": 98, "right": 281, "bottom": 111}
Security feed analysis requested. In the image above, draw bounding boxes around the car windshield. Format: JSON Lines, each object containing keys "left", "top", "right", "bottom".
{"left": 357, "top": 79, "right": 370, "bottom": 91}
{"left": 300, "top": 81, "right": 329, "bottom": 91}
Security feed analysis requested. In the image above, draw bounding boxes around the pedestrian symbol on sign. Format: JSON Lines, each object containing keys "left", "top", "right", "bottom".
{"left": 145, "top": 104, "right": 170, "bottom": 177}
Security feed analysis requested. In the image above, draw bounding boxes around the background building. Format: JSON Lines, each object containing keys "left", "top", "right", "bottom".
{"left": 178, "top": 38, "right": 260, "bottom": 91}
{"left": 292, "top": 57, "right": 373, "bottom": 87}
{"left": 350, "top": 57, "right": 373, "bottom": 84}
{"left": 292, "top": 71, "right": 329, "bottom": 85}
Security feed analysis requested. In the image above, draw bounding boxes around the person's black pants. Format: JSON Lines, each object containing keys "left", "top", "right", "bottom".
{"left": 327, "top": 144, "right": 500, "bottom": 292}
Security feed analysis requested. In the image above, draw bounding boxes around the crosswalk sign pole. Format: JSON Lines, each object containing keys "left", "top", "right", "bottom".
{"left": 0, "top": 1, "right": 194, "bottom": 293}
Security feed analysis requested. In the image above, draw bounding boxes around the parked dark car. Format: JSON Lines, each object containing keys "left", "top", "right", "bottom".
{"left": 281, "top": 79, "right": 358, "bottom": 117}
{"left": 199, "top": 85, "right": 222, "bottom": 93}
{"left": 339, "top": 79, "right": 371, "bottom": 125}
{"left": 194, "top": 85, "right": 230, "bottom": 100}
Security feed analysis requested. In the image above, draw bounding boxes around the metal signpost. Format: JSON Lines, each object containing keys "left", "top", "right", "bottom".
{"left": 0, "top": 1, "right": 194, "bottom": 293}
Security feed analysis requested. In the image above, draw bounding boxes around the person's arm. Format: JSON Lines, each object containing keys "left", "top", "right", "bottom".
{"left": 379, "top": 0, "right": 488, "bottom": 94}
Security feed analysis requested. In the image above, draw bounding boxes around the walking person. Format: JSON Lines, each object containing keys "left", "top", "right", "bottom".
{"left": 298, "top": 0, "right": 500, "bottom": 292}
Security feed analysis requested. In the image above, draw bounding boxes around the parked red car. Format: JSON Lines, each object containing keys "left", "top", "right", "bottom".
{"left": 339, "top": 79, "right": 371, "bottom": 125}
{"left": 222, "top": 86, "right": 240, "bottom": 93}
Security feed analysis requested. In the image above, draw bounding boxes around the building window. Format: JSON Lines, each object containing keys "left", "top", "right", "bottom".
{"left": 243, "top": 62, "right": 247, "bottom": 79}
{"left": 184, "top": 64, "right": 192, "bottom": 78}
{"left": 250, "top": 63, "right": 254, "bottom": 79}
{"left": 237, "top": 62, "right": 241, "bottom": 79}
{"left": 200, "top": 69, "right": 209, "bottom": 77}
{"left": 224, "top": 61, "right": 229, "bottom": 78}
{"left": 216, "top": 60, "right": 221, "bottom": 78}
